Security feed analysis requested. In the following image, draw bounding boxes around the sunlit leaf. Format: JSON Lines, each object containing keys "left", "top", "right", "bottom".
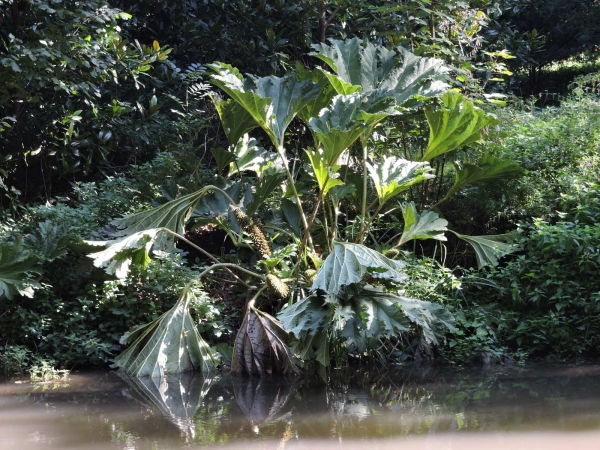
{"left": 311, "top": 38, "right": 448, "bottom": 108}
{"left": 440, "top": 155, "right": 523, "bottom": 202}
{"left": 422, "top": 92, "right": 498, "bottom": 161}
{"left": 208, "top": 63, "right": 320, "bottom": 149}
{"left": 113, "top": 285, "right": 217, "bottom": 377}
{"left": 0, "top": 241, "right": 40, "bottom": 300}
{"left": 451, "top": 231, "right": 520, "bottom": 269}
{"left": 367, "top": 157, "right": 434, "bottom": 206}
{"left": 305, "top": 147, "right": 343, "bottom": 195}
{"left": 397, "top": 202, "right": 448, "bottom": 247}
{"left": 85, "top": 229, "right": 163, "bottom": 279}
{"left": 227, "top": 134, "right": 280, "bottom": 178}
{"left": 312, "top": 241, "right": 407, "bottom": 296}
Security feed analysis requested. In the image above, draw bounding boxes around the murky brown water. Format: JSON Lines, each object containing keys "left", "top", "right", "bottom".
{"left": 1, "top": 364, "right": 600, "bottom": 449}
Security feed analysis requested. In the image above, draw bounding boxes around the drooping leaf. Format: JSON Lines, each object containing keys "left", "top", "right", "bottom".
{"left": 232, "top": 301, "right": 300, "bottom": 376}
{"left": 397, "top": 202, "right": 448, "bottom": 247}
{"left": 85, "top": 229, "right": 163, "bottom": 279}
{"left": 119, "top": 372, "right": 215, "bottom": 439}
{"left": 451, "top": 231, "right": 520, "bottom": 269}
{"left": 278, "top": 295, "right": 331, "bottom": 366}
{"left": 367, "top": 157, "right": 434, "bottom": 206}
{"left": 211, "top": 95, "right": 259, "bottom": 146}
{"left": 208, "top": 63, "right": 320, "bottom": 149}
{"left": 227, "top": 134, "right": 280, "bottom": 178}
{"left": 112, "top": 188, "right": 211, "bottom": 249}
{"left": 422, "top": 92, "right": 498, "bottom": 161}
{"left": 0, "top": 241, "right": 40, "bottom": 300}
{"left": 113, "top": 285, "right": 217, "bottom": 377}
{"left": 312, "top": 241, "right": 407, "bottom": 296}
{"left": 440, "top": 155, "right": 523, "bottom": 202}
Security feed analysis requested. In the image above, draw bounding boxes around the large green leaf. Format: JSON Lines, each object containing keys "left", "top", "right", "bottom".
{"left": 112, "top": 188, "right": 210, "bottom": 249}
{"left": 451, "top": 231, "right": 520, "bottom": 269}
{"left": 278, "top": 295, "right": 331, "bottom": 366}
{"left": 208, "top": 63, "right": 320, "bottom": 149}
{"left": 308, "top": 94, "right": 368, "bottom": 164}
{"left": 211, "top": 95, "right": 259, "bottom": 146}
{"left": 422, "top": 92, "right": 498, "bottom": 161}
{"left": 296, "top": 65, "right": 338, "bottom": 124}
{"left": 397, "top": 202, "right": 448, "bottom": 247}
{"left": 85, "top": 229, "right": 163, "bottom": 279}
{"left": 336, "top": 287, "right": 411, "bottom": 352}
{"left": 113, "top": 286, "right": 217, "bottom": 377}
{"left": 367, "top": 157, "right": 434, "bottom": 206}
{"left": 312, "top": 241, "right": 407, "bottom": 296}
{"left": 232, "top": 301, "right": 300, "bottom": 376}
{"left": 346, "top": 286, "right": 455, "bottom": 346}
{"left": 311, "top": 38, "right": 448, "bottom": 108}
{"left": 379, "top": 48, "right": 449, "bottom": 108}
{"left": 227, "top": 134, "right": 280, "bottom": 178}
{"left": 440, "top": 155, "right": 523, "bottom": 202}
{"left": 26, "top": 221, "right": 70, "bottom": 261}
{"left": 305, "top": 147, "right": 344, "bottom": 195}
{"left": 0, "top": 241, "right": 40, "bottom": 300}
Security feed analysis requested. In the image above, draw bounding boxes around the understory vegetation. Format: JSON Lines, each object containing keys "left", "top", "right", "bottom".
{"left": 1, "top": 0, "right": 599, "bottom": 377}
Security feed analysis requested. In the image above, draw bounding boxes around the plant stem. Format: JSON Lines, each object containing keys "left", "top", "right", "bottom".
{"left": 203, "top": 185, "right": 236, "bottom": 207}
{"left": 356, "top": 203, "right": 384, "bottom": 243}
{"left": 158, "top": 228, "right": 251, "bottom": 288}
{"left": 198, "top": 263, "right": 263, "bottom": 281}
{"left": 360, "top": 140, "right": 368, "bottom": 242}
{"left": 277, "top": 146, "right": 314, "bottom": 251}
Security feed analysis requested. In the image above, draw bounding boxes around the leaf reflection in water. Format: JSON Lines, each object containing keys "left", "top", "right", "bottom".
{"left": 232, "top": 376, "right": 301, "bottom": 426}
{"left": 118, "top": 371, "right": 216, "bottom": 439}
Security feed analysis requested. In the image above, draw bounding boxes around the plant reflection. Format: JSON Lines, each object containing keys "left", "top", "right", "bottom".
{"left": 119, "top": 371, "right": 216, "bottom": 440}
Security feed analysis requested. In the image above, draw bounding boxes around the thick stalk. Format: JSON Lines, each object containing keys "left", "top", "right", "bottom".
{"left": 356, "top": 203, "right": 384, "bottom": 243}
{"left": 360, "top": 139, "right": 369, "bottom": 242}
{"left": 277, "top": 146, "right": 314, "bottom": 251}
{"left": 198, "top": 263, "right": 263, "bottom": 281}
{"left": 159, "top": 228, "right": 250, "bottom": 289}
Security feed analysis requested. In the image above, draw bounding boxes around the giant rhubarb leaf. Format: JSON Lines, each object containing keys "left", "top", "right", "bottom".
{"left": 113, "top": 285, "right": 217, "bottom": 377}
{"left": 312, "top": 241, "right": 407, "bottom": 296}
{"left": 232, "top": 300, "right": 300, "bottom": 376}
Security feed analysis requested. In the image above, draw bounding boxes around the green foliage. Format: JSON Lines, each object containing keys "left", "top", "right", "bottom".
{"left": 397, "top": 203, "right": 448, "bottom": 247}
{"left": 232, "top": 301, "right": 299, "bottom": 376}
{"left": 312, "top": 242, "right": 407, "bottom": 295}
{"left": 422, "top": 92, "right": 498, "bottom": 161}
{"left": 114, "top": 285, "right": 217, "bottom": 377}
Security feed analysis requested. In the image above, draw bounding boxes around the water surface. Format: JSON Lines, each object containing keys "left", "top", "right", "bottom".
{"left": 1, "top": 364, "right": 600, "bottom": 449}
